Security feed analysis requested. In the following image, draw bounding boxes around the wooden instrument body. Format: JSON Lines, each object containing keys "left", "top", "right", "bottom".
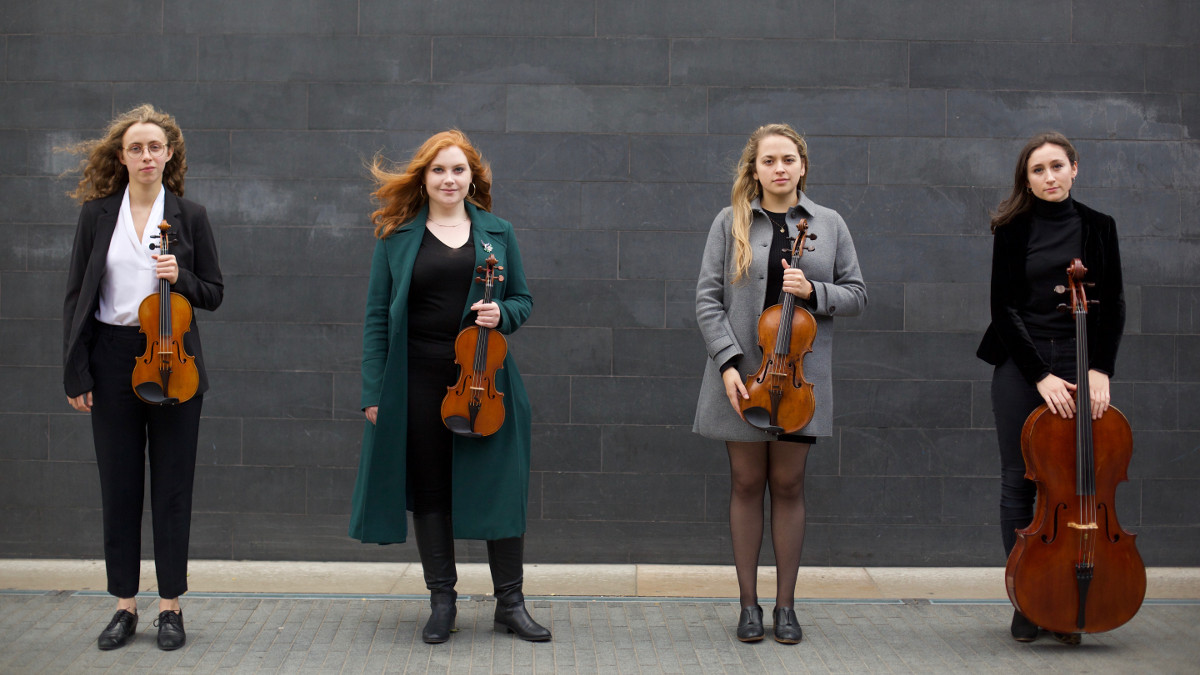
{"left": 441, "top": 324, "right": 506, "bottom": 438}
{"left": 739, "top": 304, "right": 816, "bottom": 434}
{"left": 1004, "top": 258, "right": 1145, "bottom": 635}
{"left": 131, "top": 222, "right": 198, "bottom": 405}
{"left": 1006, "top": 404, "right": 1144, "bottom": 634}
{"left": 441, "top": 253, "right": 507, "bottom": 438}
{"left": 739, "top": 218, "right": 817, "bottom": 435}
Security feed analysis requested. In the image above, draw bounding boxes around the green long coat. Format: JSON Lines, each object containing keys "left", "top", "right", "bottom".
{"left": 349, "top": 203, "right": 533, "bottom": 544}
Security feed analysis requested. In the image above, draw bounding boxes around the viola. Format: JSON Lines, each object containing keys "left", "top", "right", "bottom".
{"left": 740, "top": 219, "right": 818, "bottom": 434}
{"left": 131, "top": 220, "right": 199, "bottom": 405}
{"left": 441, "top": 254, "right": 506, "bottom": 438}
{"left": 1005, "top": 258, "right": 1145, "bottom": 634}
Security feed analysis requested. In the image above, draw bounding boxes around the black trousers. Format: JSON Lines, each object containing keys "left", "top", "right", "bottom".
{"left": 90, "top": 323, "right": 201, "bottom": 599}
{"left": 406, "top": 356, "right": 456, "bottom": 516}
{"left": 991, "top": 336, "right": 1077, "bottom": 556}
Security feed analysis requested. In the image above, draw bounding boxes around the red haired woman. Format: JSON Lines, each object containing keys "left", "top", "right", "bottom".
{"left": 349, "top": 130, "right": 548, "bottom": 644}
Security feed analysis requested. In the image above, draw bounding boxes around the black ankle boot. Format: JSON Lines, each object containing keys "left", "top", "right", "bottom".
{"left": 412, "top": 513, "right": 458, "bottom": 644}
{"left": 487, "top": 537, "right": 551, "bottom": 642}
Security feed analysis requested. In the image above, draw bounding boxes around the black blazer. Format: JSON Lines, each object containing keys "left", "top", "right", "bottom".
{"left": 63, "top": 190, "right": 223, "bottom": 398}
{"left": 976, "top": 199, "right": 1125, "bottom": 385}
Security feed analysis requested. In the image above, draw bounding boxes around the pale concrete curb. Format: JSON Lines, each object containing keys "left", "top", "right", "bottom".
{"left": 2, "top": 560, "right": 1198, "bottom": 599}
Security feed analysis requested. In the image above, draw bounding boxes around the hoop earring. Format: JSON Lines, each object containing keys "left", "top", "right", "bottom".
{"left": 468, "top": 183, "right": 477, "bottom": 198}
{"left": 420, "top": 184, "right": 426, "bottom": 197}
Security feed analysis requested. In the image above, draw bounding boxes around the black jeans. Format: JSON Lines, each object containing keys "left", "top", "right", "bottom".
{"left": 90, "top": 323, "right": 202, "bottom": 599}
{"left": 991, "top": 336, "right": 1077, "bottom": 556}
{"left": 406, "top": 357, "right": 456, "bottom": 516}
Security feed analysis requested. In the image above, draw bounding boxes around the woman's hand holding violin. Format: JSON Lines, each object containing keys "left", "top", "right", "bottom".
{"left": 781, "top": 260, "right": 814, "bottom": 300}
{"left": 152, "top": 253, "right": 179, "bottom": 284}
{"left": 472, "top": 300, "right": 500, "bottom": 329}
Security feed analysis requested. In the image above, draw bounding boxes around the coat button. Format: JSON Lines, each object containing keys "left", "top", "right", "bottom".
{"left": 829, "top": 305, "right": 836, "bottom": 314}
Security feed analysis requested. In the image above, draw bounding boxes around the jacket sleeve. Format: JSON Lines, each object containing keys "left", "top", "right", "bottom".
{"left": 172, "top": 205, "right": 224, "bottom": 312}
{"left": 361, "top": 239, "right": 392, "bottom": 410}
{"left": 495, "top": 224, "right": 533, "bottom": 335}
{"left": 695, "top": 210, "right": 742, "bottom": 367}
{"left": 63, "top": 204, "right": 97, "bottom": 397}
{"left": 989, "top": 225, "right": 1049, "bottom": 384}
{"left": 1089, "top": 214, "right": 1125, "bottom": 376}
{"left": 809, "top": 211, "right": 867, "bottom": 318}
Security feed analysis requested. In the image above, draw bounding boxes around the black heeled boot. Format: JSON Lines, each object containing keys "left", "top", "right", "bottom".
{"left": 412, "top": 512, "right": 458, "bottom": 644}
{"left": 487, "top": 537, "right": 551, "bottom": 642}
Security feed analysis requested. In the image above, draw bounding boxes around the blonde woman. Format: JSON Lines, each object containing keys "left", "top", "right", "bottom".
{"left": 694, "top": 124, "right": 866, "bottom": 644}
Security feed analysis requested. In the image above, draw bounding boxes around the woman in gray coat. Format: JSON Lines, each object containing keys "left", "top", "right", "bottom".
{"left": 695, "top": 124, "right": 866, "bottom": 644}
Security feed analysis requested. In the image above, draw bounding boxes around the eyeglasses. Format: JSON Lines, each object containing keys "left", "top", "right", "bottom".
{"left": 124, "top": 143, "right": 168, "bottom": 158}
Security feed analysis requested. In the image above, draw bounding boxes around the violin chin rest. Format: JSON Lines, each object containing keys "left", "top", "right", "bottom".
{"left": 134, "top": 382, "right": 179, "bottom": 406}
{"left": 443, "top": 415, "right": 482, "bottom": 438}
{"left": 742, "top": 407, "right": 784, "bottom": 435}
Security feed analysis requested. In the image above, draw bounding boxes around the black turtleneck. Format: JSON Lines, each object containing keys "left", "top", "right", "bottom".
{"left": 1020, "top": 197, "right": 1082, "bottom": 339}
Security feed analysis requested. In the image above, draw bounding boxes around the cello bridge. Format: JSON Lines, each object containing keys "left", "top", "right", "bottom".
{"left": 1067, "top": 522, "right": 1098, "bottom": 530}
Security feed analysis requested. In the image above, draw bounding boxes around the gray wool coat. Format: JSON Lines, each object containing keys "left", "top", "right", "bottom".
{"left": 694, "top": 193, "right": 867, "bottom": 441}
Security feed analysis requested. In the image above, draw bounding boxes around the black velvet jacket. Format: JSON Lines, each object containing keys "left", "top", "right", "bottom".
{"left": 63, "top": 191, "right": 224, "bottom": 398}
{"left": 976, "top": 199, "right": 1125, "bottom": 384}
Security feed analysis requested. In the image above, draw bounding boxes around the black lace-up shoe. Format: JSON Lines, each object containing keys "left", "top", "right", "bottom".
{"left": 97, "top": 609, "right": 137, "bottom": 650}
{"left": 155, "top": 609, "right": 186, "bottom": 651}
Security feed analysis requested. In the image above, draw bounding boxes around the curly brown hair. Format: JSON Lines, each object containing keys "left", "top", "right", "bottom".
{"left": 369, "top": 129, "right": 493, "bottom": 239}
{"left": 62, "top": 103, "right": 188, "bottom": 204}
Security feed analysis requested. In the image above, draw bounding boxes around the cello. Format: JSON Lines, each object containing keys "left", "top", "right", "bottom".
{"left": 739, "top": 219, "right": 818, "bottom": 434}
{"left": 131, "top": 220, "right": 199, "bottom": 405}
{"left": 441, "top": 254, "right": 506, "bottom": 438}
{"left": 1005, "top": 258, "right": 1145, "bottom": 635}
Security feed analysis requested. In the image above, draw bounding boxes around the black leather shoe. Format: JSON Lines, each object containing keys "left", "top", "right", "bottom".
{"left": 155, "top": 609, "right": 186, "bottom": 651}
{"left": 97, "top": 609, "right": 137, "bottom": 650}
{"left": 736, "top": 605, "right": 764, "bottom": 642}
{"left": 773, "top": 606, "right": 802, "bottom": 644}
{"left": 1010, "top": 609, "right": 1038, "bottom": 642}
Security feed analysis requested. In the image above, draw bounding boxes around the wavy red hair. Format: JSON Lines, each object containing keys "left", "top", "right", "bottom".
{"left": 370, "top": 130, "right": 493, "bottom": 239}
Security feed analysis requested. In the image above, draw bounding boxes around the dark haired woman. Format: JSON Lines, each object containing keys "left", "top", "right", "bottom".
{"left": 977, "top": 132, "right": 1125, "bottom": 644}
{"left": 695, "top": 124, "right": 866, "bottom": 644}
{"left": 63, "top": 104, "right": 223, "bottom": 650}
{"left": 349, "top": 130, "right": 549, "bottom": 644}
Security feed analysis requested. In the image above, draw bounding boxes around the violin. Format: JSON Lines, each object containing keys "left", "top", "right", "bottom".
{"left": 131, "top": 220, "right": 199, "bottom": 405}
{"left": 441, "top": 254, "right": 506, "bottom": 438}
{"left": 740, "top": 219, "right": 818, "bottom": 434}
{"left": 1005, "top": 258, "right": 1145, "bottom": 634}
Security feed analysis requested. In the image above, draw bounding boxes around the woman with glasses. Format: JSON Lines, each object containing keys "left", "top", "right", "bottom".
{"left": 63, "top": 104, "right": 223, "bottom": 651}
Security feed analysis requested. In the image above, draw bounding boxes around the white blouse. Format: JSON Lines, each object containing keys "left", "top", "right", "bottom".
{"left": 95, "top": 186, "right": 165, "bottom": 326}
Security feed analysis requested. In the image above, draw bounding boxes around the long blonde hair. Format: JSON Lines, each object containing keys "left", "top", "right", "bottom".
{"left": 369, "top": 129, "right": 493, "bottom": 239}
{"left": 729, "top": 124, "right": 808, "bottom": 282}
{"left": 62, "top": 104, "right": 187, "bottom": 203}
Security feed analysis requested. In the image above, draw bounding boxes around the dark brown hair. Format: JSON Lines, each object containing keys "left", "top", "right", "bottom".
{"left": 990, "top": 132, "right": 1078, "bottom": 232}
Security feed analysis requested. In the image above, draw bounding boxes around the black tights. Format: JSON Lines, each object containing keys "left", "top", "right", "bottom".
{"left": 726, "top": 440, "right": 810, "bottom": 609}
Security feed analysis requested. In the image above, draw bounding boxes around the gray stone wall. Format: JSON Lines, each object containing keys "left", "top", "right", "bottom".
{"left": 1, "top": 1, "right": 1197, "bottom": 566}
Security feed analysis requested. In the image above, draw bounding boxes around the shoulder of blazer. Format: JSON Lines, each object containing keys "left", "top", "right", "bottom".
{"left": 1073, "top": 199, "right": 1115, "bottom": 231}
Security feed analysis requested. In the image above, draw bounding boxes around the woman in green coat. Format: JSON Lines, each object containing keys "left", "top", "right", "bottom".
{"left": 349, "top": 130, "right": 548, "bottom": 644}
